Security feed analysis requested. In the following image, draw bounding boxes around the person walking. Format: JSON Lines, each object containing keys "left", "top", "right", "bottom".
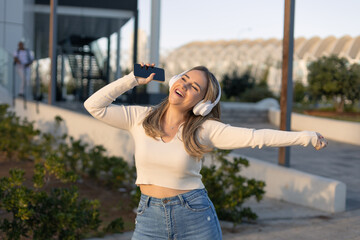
{"left": 84, "top": 63, "right": 327, "bottom": 240}
{"left": 13, "top": 41, "right": 34, "bottom": 98}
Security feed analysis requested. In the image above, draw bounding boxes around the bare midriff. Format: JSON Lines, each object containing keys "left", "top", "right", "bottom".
{"left": 139, "top": 184, "right": 191, "bottom": 198}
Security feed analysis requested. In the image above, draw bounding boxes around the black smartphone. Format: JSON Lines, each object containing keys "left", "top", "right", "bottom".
{"left": 134, "top": 63, "right": 165, "bottom": 82}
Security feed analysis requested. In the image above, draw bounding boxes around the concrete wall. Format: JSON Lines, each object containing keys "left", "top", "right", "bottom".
{"left": 12, "top": 98, "right": 135, "bottom": 161}
{"left": 269, "top": 109, "right": 360, "bottom": 146}
{"left": 11, "top": 99, "right": 346, "bottom": 213}
{"left": 227, "top": 154, "right": 346, "bottom": 213}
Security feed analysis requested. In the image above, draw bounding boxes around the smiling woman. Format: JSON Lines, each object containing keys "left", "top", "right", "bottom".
{"left": 84, "top": 63, "right": 327, "bottom": 240}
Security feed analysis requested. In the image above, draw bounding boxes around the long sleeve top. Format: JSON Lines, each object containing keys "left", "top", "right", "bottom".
{"left": 84, "top": 72, "right": 318, "bottom": 190}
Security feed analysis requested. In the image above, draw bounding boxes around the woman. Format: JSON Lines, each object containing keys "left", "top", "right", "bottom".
{"left": 84, "top": 63, "right": 327, "bottom": 240}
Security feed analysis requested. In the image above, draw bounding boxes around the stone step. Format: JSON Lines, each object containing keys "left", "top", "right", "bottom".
{"left": 221, "top": 109, "right": 268, "bottom": 124}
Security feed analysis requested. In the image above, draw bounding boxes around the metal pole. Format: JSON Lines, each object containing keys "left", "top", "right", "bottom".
{"left": 131, "top": 9, "right": 139, "bottom": 103}
{"left": 48, "top": 0, "right": 57, "bottom": 105}
{"left": 60, "top": 51, "right": 65, "bottom": 100}
{"left": 106, "top": 33, "right": 111, "bottom": 84}
{"left": 88, "top": 45, "right": 94, "bottom": 96}
{"left": 12, "top": 64, "right": 15, "bottom": 106}
{"left": 116, "top": 28, "right": 122, "bottom": 79}
{"left": 81, "top": 51, "right": 84, "bottom": 100}
{"left": 35, "top": 36, "right": 41, "bottom": 101}
{"left": 147, "top": 0, "right": 161, "bottom": 95}
{"left": 88, "top": 50, "right": 92, "bottom": 97}
{"left": 23, "top": 67, "right": 27, "bottom": 108}
{"left": 278, "top": 0, "right": 295, "bottom": 167}
{"left": 133, "top": 9, "right": 139, "bottom": 65}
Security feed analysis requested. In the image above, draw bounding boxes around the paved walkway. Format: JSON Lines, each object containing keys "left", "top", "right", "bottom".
{"left": 87, "top": 122, "right": 360, "bottom": 240}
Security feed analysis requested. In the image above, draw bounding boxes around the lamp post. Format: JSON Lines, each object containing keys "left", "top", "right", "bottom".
{"left": 48, "top": 0, "right": 57, "bottom": 105}
{"left": 278, "top": 0, "right": 295, "bottom": 167}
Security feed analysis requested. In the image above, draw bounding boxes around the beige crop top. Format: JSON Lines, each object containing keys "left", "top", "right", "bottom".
{"left": 84, "top": 72, "right": 318, "bottom": 190}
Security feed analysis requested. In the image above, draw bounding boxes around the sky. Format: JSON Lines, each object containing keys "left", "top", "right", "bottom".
{"left": 118, "top": 0, "right": 360, "bottom": 53}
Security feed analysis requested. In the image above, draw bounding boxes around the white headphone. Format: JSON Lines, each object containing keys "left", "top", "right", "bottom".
{"left": 168, "top": 70, "right": 222, "bottom": 116}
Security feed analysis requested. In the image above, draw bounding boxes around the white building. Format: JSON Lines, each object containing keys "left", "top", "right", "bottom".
{"left": 163, "top": 36, "right": 360, "bottom": 94}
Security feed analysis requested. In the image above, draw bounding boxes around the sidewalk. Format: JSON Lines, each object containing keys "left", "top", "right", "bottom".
{"left": 223, "top": 208, "right": 360, "bottom": 240}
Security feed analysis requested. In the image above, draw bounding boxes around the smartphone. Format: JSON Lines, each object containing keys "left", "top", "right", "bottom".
{"left": 134, "top": 63, "right": 165, "bottom": 82}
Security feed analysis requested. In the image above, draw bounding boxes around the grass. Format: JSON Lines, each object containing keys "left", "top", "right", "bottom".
{"left": 293, "top": 104, "right": 360, "bottom": 123}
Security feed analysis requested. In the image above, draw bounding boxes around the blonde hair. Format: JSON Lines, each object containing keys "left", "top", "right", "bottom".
{"left": 142, "top": 66, "right": 221, "bottom": 159}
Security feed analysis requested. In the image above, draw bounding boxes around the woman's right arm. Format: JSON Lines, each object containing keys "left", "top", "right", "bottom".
{"left": 84, "top": 72, "right": 143, "bottom": 130}
{"left": 84, "top": 64, "right": 156, "bottom": 130}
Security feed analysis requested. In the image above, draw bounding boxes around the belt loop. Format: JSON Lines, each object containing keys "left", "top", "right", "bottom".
{"left": 145, "top": 196, "right": 150, "bottom": 208}
{"left": 178, "top": 194, "right": 185, "bottom": 207}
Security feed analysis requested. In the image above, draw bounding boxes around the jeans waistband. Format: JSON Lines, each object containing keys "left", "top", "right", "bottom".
{"left": 139, "top": 188, "right": 207, "bottom": 206}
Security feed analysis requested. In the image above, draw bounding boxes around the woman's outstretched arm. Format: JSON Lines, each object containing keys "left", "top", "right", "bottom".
{"left": 200, "top": 120, "right": 327, "bottom": 150}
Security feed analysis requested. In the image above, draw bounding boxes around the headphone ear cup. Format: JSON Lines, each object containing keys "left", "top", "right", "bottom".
{"left": 193, "top": 100, "right": 213, "bottom": 116}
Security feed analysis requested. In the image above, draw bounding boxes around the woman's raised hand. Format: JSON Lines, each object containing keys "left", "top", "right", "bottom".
{"left": 135, "top": 63, "right": 156, "bottom": 85}
{"left": 315, "top": 132, "right": 328, "bottom": 150}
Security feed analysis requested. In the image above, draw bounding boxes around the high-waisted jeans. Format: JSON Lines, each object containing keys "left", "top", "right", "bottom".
{"left": 131, "top": 188, "right": 222, "bottom": 240}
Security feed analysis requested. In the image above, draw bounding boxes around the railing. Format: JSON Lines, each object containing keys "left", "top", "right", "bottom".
{"left": 90, "top": 41, "right": 105, "bottom": 71}
{"left": 91, "top": 40, "right": 114, "bottom": 80}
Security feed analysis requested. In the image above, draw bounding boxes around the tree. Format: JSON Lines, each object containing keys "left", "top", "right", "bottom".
{"left": 293, "top": 81, "right": 306, "bottom": 103}
{"left": 307, "top": 55, "right": 360, "bottom": 112}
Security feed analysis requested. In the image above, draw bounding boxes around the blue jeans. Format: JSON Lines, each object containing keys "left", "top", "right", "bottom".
{"left": 132, "top": 188, "right": 222, "bottom": 240}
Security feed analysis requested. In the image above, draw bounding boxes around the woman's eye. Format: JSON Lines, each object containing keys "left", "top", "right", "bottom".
{"left": 192, "top": 86, "right": 199, "bottom": 91}
{"left": 181, "top": 77, "right": 186, "bottom": 82}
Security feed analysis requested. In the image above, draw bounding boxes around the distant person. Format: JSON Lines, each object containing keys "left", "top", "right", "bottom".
{"left": 84, "top": 63, "right": 328, "bottom": 239}
{"left": 13, "top": 41, "right": 34, "bottom": 98}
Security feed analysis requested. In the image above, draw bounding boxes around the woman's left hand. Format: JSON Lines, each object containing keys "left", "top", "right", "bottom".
{"left": 135, "top": 63, "right": 156, "bottom": 85}
{"left": 315, "top": 132, "right": 328, "bottom": 150}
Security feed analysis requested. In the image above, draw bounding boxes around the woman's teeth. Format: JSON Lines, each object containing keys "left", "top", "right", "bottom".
{"left": 175, "top": 90, "right": 184, "bottom": 97}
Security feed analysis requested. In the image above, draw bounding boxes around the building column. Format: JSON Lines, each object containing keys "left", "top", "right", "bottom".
{"left": 147, "top": 0, "right": 161, "bottom": 95}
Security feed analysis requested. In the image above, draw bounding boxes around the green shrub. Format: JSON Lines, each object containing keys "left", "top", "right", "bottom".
{"left": 221, "top": 70, "right": 276, "bottom": 103}
{"left": 307, "top": 55, "right": 360, "bottom": 112}
{"left": 0, "top": 104, "right": 41, "bottom": 161}
{"left": 201, "top": 149, "right": 265, "bottom": 225}
{"left": 0, "top": 168, "right": 101, "bottom": 240}
{"left": 0, "top": 105, "right": 126, "bottom": 239}
{"left": 293, "top": 81, "right": 306, "bottom": 103}
{"left": 221, "top": 70, "right": 255, "bottom": 101}
{"left": 240, "top": 86, "right": 275, "bottom": 102}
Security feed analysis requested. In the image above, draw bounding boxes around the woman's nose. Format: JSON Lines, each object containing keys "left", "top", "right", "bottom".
{"left": 181, "top": 82, "right": 190, "bottom": 90}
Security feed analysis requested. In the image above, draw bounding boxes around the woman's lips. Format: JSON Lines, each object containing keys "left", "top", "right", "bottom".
{"left": 175, "top": 88, "right": 184, "bottom": 97}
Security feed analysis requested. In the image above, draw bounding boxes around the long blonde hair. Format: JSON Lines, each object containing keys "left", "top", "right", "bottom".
{"left": 142, "top": 66, "right": 221, "bottom": 159}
